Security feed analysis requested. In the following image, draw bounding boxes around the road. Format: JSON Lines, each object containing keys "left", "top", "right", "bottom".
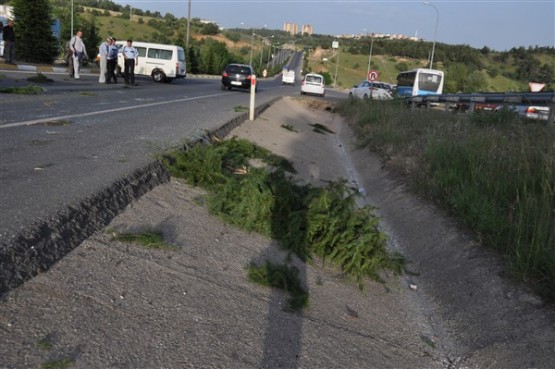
{"left": 0, "top": 53, "right": 346, "bottom": 291}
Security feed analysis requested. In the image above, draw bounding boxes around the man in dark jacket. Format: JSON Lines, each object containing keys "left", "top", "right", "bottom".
{"left": 2, "top": 19, "right": 15, "bottom": 64}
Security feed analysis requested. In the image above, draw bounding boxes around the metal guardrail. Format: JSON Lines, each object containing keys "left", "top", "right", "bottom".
{"left": 408, "top": 92, "right": 555, "bottom": 124}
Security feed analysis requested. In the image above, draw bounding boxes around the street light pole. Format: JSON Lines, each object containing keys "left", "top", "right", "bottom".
{"left": 71, "top": 0, "right": 74, "bottom": 36}
{"left": 423, "top": 1, "right": 439, "bottom": 69}
{"left": 367, "top": 33, "right": 374, "bottom": 77}
{"left": 186, "top": 0, "right": 191, "bottom": 51}
{"left": 249, "top": 29, "right": 254, "bottom": 65}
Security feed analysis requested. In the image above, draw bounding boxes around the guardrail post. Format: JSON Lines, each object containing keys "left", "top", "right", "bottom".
{"left": 548, "top": 98, "right": 555, "bottom": 124}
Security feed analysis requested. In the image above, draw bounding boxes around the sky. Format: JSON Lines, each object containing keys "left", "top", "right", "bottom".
{"left": 111, "top": 0, "right": 555, "bottom": 51}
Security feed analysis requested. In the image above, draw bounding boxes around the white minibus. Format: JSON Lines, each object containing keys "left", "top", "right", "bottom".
{"left": 115, "top": 41, "right": 186, "bottom": 83}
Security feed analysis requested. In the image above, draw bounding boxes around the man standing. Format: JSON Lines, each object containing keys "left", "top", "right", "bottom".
{"left": 2, "top": 20, "right": 16, "bottom": 64}
{"left": 69, "top": 30, "right": 88, "bottom": 80}
{"left": 98, "top": 37, "right": 110, "bottom": 83}
{"left": 106, "top": 37, "right": 118, "bottom": 84}
{"left": 122, "top": 39, "right": 139, "bottom": 86}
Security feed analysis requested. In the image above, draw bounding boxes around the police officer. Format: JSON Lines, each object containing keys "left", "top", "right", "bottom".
{"left": 106, "top": 37, "right": 118, "bottom": 84}
{"left": 121, "top": 39, "right": 139, "bottom": 86}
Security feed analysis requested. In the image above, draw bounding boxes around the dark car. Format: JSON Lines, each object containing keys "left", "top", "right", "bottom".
{"left": 221, "top": 63, "right": 257, "bottom": 91}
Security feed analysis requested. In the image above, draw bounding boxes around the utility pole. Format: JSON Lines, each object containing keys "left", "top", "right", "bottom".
{"left": 71, "top": 0, "right": 74, "bottom": 36}
{"left": 186, "top": 0, "right": 191, "bottom": 51}
{"left": 332, "top": 41, "right": 340, "bottom": 88}
{"left": 366, "top": 33, "right": 374, "bottom": 78}
{"left": 423, "top": 1, "right": 439, "bottom": 69}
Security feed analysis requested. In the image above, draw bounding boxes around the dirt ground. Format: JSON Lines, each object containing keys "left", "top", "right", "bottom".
{"left": 1, "top": 97, "right": 554, "bottom": 369}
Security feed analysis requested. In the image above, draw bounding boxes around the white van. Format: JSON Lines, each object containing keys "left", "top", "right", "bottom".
{"left": 115, "top": 41, "right": 186, "bottom": 83}
{"left": 300, "top": 73, "right": 325, "bottom": 97}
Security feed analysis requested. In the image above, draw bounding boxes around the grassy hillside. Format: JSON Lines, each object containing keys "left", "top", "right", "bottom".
{"left": 75, "top": 6, "right": 553, "bottom": 92}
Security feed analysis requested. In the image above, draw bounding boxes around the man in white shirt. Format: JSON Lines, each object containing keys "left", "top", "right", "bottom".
{"left": 69, "top": 31, "right": 88, "bottom": 80}
{"left": 98, "top": 37, "right": 110, "bottom": 83}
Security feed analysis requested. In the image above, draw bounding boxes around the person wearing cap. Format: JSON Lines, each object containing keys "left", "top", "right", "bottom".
{"left": 106, "top": 37, "right": 118, "bottom": 84}
{"left": 98, "top": 37, "right": 110, "bottom": 83}
{"left": 121, "top": 39, "right": 139, "bottom": 86}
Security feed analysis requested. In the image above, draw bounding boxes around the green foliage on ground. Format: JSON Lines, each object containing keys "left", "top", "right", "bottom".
{"left": 27, "top": 73, "right": 54, "bottom": 83}
{"left": 248, "top": 261, "right": 309, "bottom": 311}
{"left": 337, "top": 99, "right": 555, "bottom": 301}
{"left": 0, "top": 85, "right": 43, "bottom": 94}
{"left": 110, "top": 229, "right": 178, "bottom": 251}
{"left": 163, "top": 138, "right": 404, "bottom": 290}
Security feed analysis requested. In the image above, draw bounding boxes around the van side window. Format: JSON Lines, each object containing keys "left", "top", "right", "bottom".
{"left": 136, "top": 47, "right": 147, "bottom": 57}
{"left": 147, "top": 48, "right": 173, "bottom": 60}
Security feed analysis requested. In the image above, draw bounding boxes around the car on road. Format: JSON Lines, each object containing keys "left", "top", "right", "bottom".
{"left": 494, "top": 104, "right": 551, "bottom": 121}
{"left": 300, "top": 73, "right": 325, "bottom": 97}
{"left": 221, "top": 63, "right": 256, "bottom": 91}
{"left": 349, "top": 80, "right": 393, "bottom": 100}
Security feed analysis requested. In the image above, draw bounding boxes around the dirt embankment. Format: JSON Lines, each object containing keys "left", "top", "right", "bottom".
{"left": 0, "top": 97, "right": 553, "bottom": 369}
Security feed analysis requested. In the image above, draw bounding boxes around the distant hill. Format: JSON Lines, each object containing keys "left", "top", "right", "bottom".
{"left": 56, "top": 0, "right": 554, "bottom": 92}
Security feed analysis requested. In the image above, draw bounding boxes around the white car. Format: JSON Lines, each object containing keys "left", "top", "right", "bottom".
{"left": 349, "top": 80, "right": 393, "bottom": 100}
{"left": 300, "top": 73, "right": 325, "bottom": 97}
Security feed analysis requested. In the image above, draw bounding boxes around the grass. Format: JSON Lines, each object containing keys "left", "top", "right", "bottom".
{"left": 41, "top": 358, "right": 73, "bottom": 369}
{"left": 233, "top": 105, "right": 249, "bottom": 112}
{"left": 336, "top": 98, "right": 555, "bottom": 302}
{"left": 0, "top": 85, "right": 43, "bottom": 94}
{"left": 37, "top": 337, "right": 54, "bottom": 350}
{"left": 248, "top": 261, "right": 309, "bottom": 311}
{"left": 163, "top": 138, "right": 404, "bottom": 293}
{"left": 110, "top": 229, "right": 178, "bottom": 251}
{"left": 281, "top": 124, "right": 298, "bottom": 132}
{"left": 27, "top": 73, "right": 54, "bottom": 83}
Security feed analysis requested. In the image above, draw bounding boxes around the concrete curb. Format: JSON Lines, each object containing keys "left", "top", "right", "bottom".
{"left": 0, "top": 61, "right": 93, "bottom": 74}
{"left": 0, "top": 62, "right": 278, "bottom": 80}
{"left": 0, "top": 96, "right": 282, "bottom": 296}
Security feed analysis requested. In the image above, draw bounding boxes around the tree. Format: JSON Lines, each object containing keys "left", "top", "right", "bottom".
{"left": 12, "top": 0, "right": 59, "bottom": 63}
{"left": 200, "top": 22, "right": 219, "bottom": 35}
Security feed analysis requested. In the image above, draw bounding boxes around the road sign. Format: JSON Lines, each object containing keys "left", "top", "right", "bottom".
{"left": 367, "top": 69, "right": 378, "bottom": 82}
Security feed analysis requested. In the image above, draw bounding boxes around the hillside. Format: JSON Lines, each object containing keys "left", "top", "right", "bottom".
{"left": 61, "top": 2, "right": 554, "bottom": 92}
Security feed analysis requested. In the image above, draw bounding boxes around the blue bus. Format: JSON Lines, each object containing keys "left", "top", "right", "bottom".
{"left": 396, "top": 68, "right": 444, "bottom": 97}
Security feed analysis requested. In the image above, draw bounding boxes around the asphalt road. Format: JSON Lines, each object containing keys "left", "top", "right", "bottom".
{"left": 0, "top": 55, "right": 345, "bottom": 248}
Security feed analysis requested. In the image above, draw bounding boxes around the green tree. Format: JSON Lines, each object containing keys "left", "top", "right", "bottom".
{"left": 12, "top": 0, "right": 58, "bottom": 63}
{"left": 200, "top": 22, "right": 219, "bottom": 35}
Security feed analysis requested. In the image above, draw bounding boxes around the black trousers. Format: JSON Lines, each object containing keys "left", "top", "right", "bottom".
{"left": 124, "top": 59, "right": 135, "bottom": 85}
{"left": 106, "top": 59, "right": 117, "bottom": 83}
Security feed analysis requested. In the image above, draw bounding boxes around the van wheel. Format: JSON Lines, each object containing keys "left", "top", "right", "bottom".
{"left": 116, "top": 66, "right": 124, "bottom": 78}
{"left": 152, "top": 70, "right": 166, "bottom": 83}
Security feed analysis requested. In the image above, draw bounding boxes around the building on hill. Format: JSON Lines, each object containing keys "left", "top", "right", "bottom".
{"left": 283, "top": 22, "right": 298, "bottom": 35}
{"left": 301, "top": 24, "right": 313, "bottom": 35}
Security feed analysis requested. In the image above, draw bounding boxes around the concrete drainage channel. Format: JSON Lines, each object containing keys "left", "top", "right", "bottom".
{"left": 0, "top": 97, "right": 281, "bottom": 296}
